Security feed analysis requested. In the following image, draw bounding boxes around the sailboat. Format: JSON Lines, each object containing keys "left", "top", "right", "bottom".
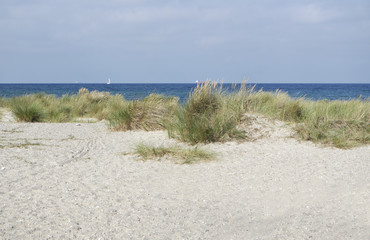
{"left": 107, "top": 78, "right": 111, "bottom": 85}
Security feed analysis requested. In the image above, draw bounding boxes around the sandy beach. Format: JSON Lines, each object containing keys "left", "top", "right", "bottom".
{"left": 0, "top": 111, "right": 369, "bottom": 239}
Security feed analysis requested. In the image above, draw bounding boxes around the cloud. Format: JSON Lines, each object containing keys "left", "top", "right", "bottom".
{"left": 0, "top": 0, "right": 369, "bottom": 83}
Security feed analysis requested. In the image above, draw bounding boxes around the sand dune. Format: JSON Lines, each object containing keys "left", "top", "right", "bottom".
{"left": 0, "top": 112, "right": 369, "bottom": 239}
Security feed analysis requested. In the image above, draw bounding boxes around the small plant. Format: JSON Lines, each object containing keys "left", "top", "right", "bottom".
{"left": 135, "top": 144, "right": 214, "bottom": 164}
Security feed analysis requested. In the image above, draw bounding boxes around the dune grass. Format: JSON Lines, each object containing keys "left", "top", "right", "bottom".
{"left": 11, "top": 97, "right": 46, "bottom": 122}
{"left": 293, "top": 99, "right": 369, "bottom": 148}
{"left": 135, "top": 143, "right": 214, "bottom": 164}
{"left": 246, "top": 90, "right": 305, "bottom": 122}
{"left": 7, "top": 89, "right": 124, "bottom": 123}
{"left": 0, "top": 97, "right": 7, "bottom": 108}
{"left": 108, "top": 94, "right": 179, "bottom": 131}
{"left": 167, "top": 82, "right": 246, "bottom": 144}
{"left": 3, "top": 85, "right": 369, "bottom": 148}
{"left": 5, "top": 89, "right": 179, "bottom": 130}
{"left": 246, "top": 90, "right": 369, "bottom": 148}
{"left": 166, "top": 82, "right": 369, "bottom": 148}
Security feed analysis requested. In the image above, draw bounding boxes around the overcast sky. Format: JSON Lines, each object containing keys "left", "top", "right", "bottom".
{"left": 0, "top": 0, "right": 369, "bottom": 83}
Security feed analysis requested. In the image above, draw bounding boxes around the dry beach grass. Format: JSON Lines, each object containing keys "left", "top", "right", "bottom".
{"left": 1, "top": 83, "right": 368, "bottom": 148}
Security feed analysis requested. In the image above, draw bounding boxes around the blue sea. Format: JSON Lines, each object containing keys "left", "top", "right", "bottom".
{"left": 0, "top": 83, "right": 369, "bottom": 103}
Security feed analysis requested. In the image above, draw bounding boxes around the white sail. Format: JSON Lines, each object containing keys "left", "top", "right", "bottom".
{"left": 107, "top": 78, "right": 111, "bottom": 84}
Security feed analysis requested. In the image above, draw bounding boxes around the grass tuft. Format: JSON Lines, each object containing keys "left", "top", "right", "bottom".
{"left": 135, "top": 143, "right": 214, "bottom": 164}
{"left": 108, "top": 94, "right": 178, "bottom": 131}
{"left": 11, "top": 97, "right": 45, "bottom": 122}
{"left": 167, "top": 81, "right": 245, "bottom": 144}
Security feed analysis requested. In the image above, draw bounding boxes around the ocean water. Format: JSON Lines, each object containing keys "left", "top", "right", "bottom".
{"left": 0, "top": 83, "right": 369, "bottom": 103}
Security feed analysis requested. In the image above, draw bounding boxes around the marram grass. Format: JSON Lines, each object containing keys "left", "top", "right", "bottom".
{"left": 7, "top": 90, "right": 126, "bottom": 123}
{"left": 3, "top": 85, "right": 369, "bottom": 148}
{"left": 11, "top": 97, "right": 45, "bottom": 122}
{"left": 108, "top": 94, "right": 179, "bottom": 131}
{"left": 167, "top": 82, "right": 246, "bottom": 144}
{"left": 293, "top": 99, "right": 369, "bottom": 148}
{"left": 246, "top": 90, "right": 369, "bottom": 148}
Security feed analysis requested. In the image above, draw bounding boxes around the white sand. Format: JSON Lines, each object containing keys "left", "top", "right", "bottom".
{"left": 0, "top": 111, "right": 369, "bottom": 239}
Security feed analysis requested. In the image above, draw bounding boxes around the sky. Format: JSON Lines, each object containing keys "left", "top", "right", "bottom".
{"left": 0, "top": 0, "right": 369, "bottom": 83}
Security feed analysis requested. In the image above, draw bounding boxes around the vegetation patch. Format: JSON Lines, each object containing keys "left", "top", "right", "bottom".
{"left": 135, "top": 144, "right": 215, "bottom": 164}
{"left": 6, "top": 90, "right": 120, "bottom": 123}
{"left": 167, "top": 82, "right": 246, "bottom": 144}
{"left": 108, "top": 94, "right": 178, "bottom": 131}
{"left": 2, "top": 84, "right": 369, "bottom": 148}
{"left": 0, "top": 140, "right": 42, "bottom": 149}
{"left": 11, "top": 97, "right": 45, "bottom": 122}
{"left": 245, "top": 90, "right": 369, "bottom": 148}
{"left": 293, "top": 100, "right": 369, "bottom": 148}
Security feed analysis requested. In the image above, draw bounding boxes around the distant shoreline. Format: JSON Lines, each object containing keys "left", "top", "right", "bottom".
{"left": 0, "top": 82, "right": 369, "bottom": 84}
{"left": 1, "top": 83, "right": 369, "bottom": 101}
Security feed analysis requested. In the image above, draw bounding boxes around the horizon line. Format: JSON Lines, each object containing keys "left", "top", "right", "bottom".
{"left": 0, "top": 82, "right": 369, "bottom": 84}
